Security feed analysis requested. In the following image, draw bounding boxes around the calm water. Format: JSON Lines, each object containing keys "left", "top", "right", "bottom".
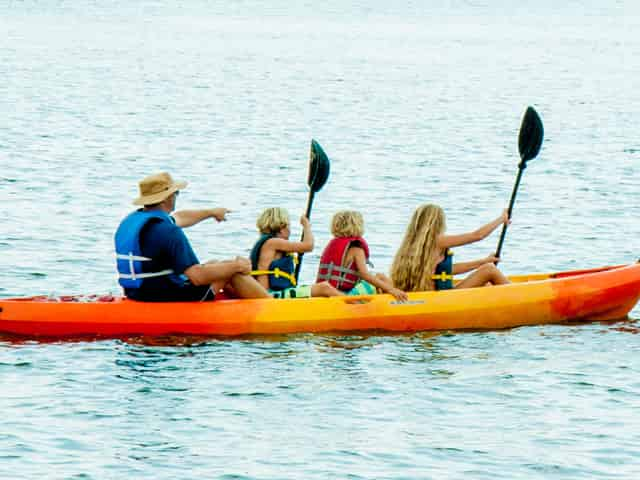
{"left": 1, "top": 1, "right": 639, "bottom": 478}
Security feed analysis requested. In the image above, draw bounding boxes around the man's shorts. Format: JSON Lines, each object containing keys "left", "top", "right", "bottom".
{"left": 269, "top": 284, "right": 312, "bottom": 299}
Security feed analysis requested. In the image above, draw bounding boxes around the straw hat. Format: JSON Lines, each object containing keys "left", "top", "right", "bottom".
{"left": 133, "top": 172, "right": 188, "bottom": 206}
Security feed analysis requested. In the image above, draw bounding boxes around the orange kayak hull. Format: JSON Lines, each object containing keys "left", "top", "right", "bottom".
{"left": 1, "top": 264, "right": 639, "bottom": 338}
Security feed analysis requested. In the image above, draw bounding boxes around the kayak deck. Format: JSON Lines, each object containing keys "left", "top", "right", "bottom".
{"left": 0, "top": 264, "right": 639, "bottom": 338}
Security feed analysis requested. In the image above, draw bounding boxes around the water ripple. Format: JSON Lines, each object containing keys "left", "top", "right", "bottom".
{"left": 2, "top": 1, "right": 640, "bottom": 478}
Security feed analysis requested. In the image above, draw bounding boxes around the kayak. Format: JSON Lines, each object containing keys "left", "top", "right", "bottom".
{"left": 1, "top": 263, "right": 639, "bottom": 338}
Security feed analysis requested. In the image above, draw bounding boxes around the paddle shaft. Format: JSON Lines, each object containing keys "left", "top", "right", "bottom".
{"left": 294, "top": 190, "right": 316, "bottom": 281}
{"left": 495, "top": 161, "right": 526, "bottom": 259}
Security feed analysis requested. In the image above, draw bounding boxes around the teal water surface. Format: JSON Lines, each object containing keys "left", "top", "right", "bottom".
{"left": 1, "top": 0, "right": 639, "bottom": 478}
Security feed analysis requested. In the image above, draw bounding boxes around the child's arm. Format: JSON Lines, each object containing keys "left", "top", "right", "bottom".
{"left": 173, "top": 208, "right": 230, "bottom": 228}
{"left": 452, "top": 254, "right": 499, "bottom": 275}
{"left": 437, "top": 210, "right": 509, "bottom": 249}
{"left": 266, "top": 216, "right": 314, "bottom": 253}
{"left": 352, "top": 248, "right": 409, "bottom": 301}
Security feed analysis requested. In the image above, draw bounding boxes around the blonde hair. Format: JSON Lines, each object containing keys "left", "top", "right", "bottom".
{"left": 390, "top": 204, "right": 446, "bottom": 292}
{"left": 257, "top": 207, "right": 290, "bottom": 234}
{"left": 331, "top": 210, "right": 365, "bottom": 237}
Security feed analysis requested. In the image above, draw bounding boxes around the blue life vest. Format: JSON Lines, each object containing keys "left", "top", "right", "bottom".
{"left": 433, "top": 249, "right": 454, "bottom": 290}
{"left": 114, "top": 210, "right": 177, "bottom": 289}
{"left": 249, "top": 234, "right": 297, "bottom": 290}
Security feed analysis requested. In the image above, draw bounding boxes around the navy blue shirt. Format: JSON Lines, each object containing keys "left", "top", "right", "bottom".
{"left": 125, "top": 217, "right": 200, "bottom": 299}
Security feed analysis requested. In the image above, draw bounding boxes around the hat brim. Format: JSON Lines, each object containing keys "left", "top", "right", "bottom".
{"left": 132, "top": 180, "right": 188, "bottom": 206}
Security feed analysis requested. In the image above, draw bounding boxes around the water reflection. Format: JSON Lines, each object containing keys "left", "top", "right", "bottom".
{"left": 1, "top": 316, "right": 637, "bottom": 348}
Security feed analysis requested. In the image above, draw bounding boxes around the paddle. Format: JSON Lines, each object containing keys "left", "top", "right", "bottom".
{"left": 495, "top": 106, "right": 544, "bottom": 259}
{"left": 294, "top": 139, "right": 331, "bottom": 282}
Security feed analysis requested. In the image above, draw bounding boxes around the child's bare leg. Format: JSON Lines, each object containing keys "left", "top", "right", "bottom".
{"left": 455, "top": 263, "right": 509, "bottom": 289}
{"left": 311, "top": 281, "right": 345, "bottom": 297}
{"left": 228, "top": 274, "right": 271, "bottom": 298}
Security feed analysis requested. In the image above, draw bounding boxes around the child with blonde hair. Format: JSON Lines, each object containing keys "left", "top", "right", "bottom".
{"left": 317, "top": 211, "right": 408, "bottom": 301}
{"left": 250, "top": 207, "right": 343, "bottom": 298}
{"left": 390, "top": 204, "right": 510, "bottom": 292}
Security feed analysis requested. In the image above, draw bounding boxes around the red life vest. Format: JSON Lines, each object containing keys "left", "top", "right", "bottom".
{"left": 316, "top": 237, "right": 370, "bottom": 291}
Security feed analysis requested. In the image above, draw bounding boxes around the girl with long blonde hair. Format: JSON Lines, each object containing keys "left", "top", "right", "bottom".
{"left": 390, "top": 204, "right": 510, "bottom": 292}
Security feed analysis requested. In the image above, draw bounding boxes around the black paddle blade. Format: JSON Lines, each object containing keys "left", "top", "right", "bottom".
{"left": 308, "top": 139, "right": 330, "bottom": 192}
{"left": 518, "top": 106, "right": 544, "bottom": 162}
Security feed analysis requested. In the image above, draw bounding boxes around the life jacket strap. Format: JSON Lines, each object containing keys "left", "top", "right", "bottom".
{"left": 118, "top": 269, "right": 175, "bottom": 280}
{"left": 431, "top": 272, "right": 454, "bottom": 281}
{"left": 116, "top": 252, "right": 174, "bottom": 281}
{"left": 116, "top": 253, "right": 153, "bottom": 261}
{"left": 317, "top": 273, "right": 355, "bottom": 283}
{"left": 317, "top": 262, "right": 361, "bottom": 289}
{"left": 250, "top": 268, "right": 297, "bottom": 286}
{"left": 318, "top": 263, "right": 359, "bottom": 276}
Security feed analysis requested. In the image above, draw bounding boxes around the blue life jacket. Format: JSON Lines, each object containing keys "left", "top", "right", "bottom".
{"left": 114, "top": 210, "right": 177, "bottom": 289}
{"left": 433, "top": 249, "right": 454, "bottom": 290}
{"left": 249, "top": 234, "right": 297, "bottom": 290}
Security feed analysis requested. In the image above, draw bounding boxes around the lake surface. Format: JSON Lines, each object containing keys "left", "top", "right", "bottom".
{"left": 1, "top": 1, "right": 639, "bottom": 478}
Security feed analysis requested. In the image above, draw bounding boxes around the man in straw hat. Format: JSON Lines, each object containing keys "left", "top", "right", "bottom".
{"left": 114, "top": 172, "right": 269, "bottom": 301}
